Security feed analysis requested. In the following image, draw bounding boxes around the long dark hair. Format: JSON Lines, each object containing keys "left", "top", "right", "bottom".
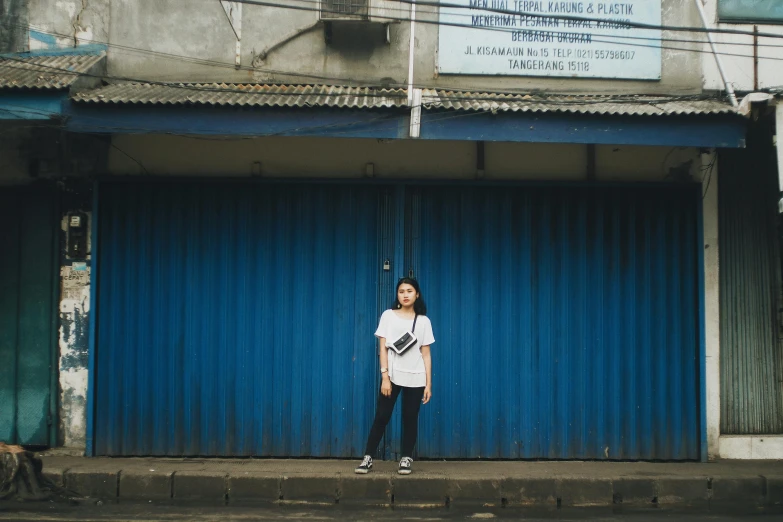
{"left": 392, "top": 277, "right": 427, "bottom": 315}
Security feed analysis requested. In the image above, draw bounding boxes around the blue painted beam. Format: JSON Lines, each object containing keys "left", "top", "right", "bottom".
{"left": 66, "top": 105, "right": 410, "bottom": 139}
{"left": 0, "top": 43, "right": 107, "bottom": 57}
{"left": 419, "top": 111, "right": 748, "bottom": 148}
{"left": 64, "top": 104, "right": 748, "bottom": 148}
{"left": 0, "top": 93, "right": 65, "bottom": 120}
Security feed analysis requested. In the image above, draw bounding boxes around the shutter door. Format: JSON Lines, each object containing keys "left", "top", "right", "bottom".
{"left": 0, "top": 187, "right": 57, "bottom": 446}
{"left": 408, "top": 185, "right": 700, "bottom": 460}
{"left": 95, "top": 182, "right": 387, "bottom": 456}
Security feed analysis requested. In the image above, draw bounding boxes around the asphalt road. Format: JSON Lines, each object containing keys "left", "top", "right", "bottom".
{"left": 2, "top": 502, "right": 783, "bottom": 521}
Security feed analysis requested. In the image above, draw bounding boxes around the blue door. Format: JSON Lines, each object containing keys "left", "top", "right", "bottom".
{"left": 95, "top": 182, "right": 700, "bottom": 459}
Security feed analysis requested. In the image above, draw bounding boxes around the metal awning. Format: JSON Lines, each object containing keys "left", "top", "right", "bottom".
{"left": 0, "top": 53, "right": 105, "bottom": 91}
{"left": 72, "top": 81, "right": 737, "bottom": 117}
{"left": 421, "top": 90, "right": 738, "bottom": 117}
{"left": 0, "top": 51, "right": 105, "bottom": 120}
{"left": 72, "top": 83, "right": 408, "bottom": 109}
{"left": 64, "top": 82, "right": 747, "bottom": 148}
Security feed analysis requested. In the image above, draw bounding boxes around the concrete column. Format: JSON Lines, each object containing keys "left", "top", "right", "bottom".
{"left": 702, "top": 149, "right": 721, "bottom": 460}
{"left": 58, "top": 209, "right": 92, "bottom": 452}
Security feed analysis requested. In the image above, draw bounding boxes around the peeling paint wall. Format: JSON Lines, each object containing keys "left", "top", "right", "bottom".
{"left": 57, "top": 192, "right": 92, "bottom": 449}
{"left": 27, "top": 0, "right": 110, "bottom": 49}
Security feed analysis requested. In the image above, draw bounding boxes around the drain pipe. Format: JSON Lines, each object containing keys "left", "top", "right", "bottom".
{"left": 694, "top": 0, "right": 738, "bottom": 108}
{"left": 408, "top": 1, "right": 421, "bottom": 138}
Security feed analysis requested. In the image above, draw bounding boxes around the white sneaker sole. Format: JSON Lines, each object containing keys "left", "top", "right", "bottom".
{"left": 397, "top": 469, "right": 411, "bottom": 475}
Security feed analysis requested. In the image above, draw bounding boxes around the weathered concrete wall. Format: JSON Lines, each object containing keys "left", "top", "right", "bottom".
{"left": 0, "top": 0, "right": 29, "bottom": 53}
{"left": 701, "top": 1, "right": 783, "bottom": 92}
{"left": 27, "top": 0, "right": 110, "bottom": 49}
{"left": 108, "top": 134, "right": 702, "bottom": 182}
{"left": 27, "top": 0, "right": 704, "bottom": 93}
{"left": 57, "top": 183, "right": 93, "bottom": 450}
{"left": 58, "top": 258, "right": 90, "bottom": 449}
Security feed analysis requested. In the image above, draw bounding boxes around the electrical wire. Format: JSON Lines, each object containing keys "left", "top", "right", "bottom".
{"left": 5, "top": 2, "right": 783, "bottom": 84}
{"left": 701, "top": 152, "right": 717, "bottom": 199}
{"left": 399, "top": 0, "right": 783, "bottom": 40}
{"left": 235, "top": 0, "right": 783, "bottom": 43}
{"left": 0, "top": 94, "right": 512, "bottom": 146}
{"left": 0, "top": 56, "right": 731, "bottom": 109}
{"left": 0, "top": 0, "right": 757, "bottom": 136}
{"left": 3, "top": 14, "right": 783, "bottom": 104}
{"left": 221, "top": 0, "right": 783, "bottom": 61}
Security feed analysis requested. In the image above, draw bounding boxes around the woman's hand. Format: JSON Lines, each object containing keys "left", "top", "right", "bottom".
{"left": 381, "top": 376, "right": 392, "bottom": 397}
{"left": 422, "top": 386, "right": 432, "bottom": 404}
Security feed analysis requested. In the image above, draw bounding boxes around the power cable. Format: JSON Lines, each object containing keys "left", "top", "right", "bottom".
{"left": 399, "top": 0, "right": 783, "bottom": 40}
{"left": 191, "top": 0, "right": 783, "bottom": 61}
{"left": 0, "top": 56, "right": 731, "bottom": 108}
{"left": 235, "top": 0, "right": 783, "bottom": 42}
{"left": 8, "top": 0, "right": 783, "bottom": 63}
{"left": 3, "top": 15, "right": 783, "bottom": 99}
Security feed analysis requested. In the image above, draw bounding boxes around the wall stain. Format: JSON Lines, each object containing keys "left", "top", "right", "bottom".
{"left": 0, "top": 0, "right": 29, "bottom": 53}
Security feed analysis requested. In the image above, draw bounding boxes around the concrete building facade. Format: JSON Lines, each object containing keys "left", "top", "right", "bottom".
{"left": 1, "top": 0, "right": 781, "bottom": 460}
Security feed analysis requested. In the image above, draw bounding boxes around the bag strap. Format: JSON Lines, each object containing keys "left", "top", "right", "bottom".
{"left": 412, "top": 314, "right": 418, "bottom": 333}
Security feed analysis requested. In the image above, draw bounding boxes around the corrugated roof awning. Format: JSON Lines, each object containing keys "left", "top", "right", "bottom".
{"left": 0, "top": 53, "right": 105, "bottom": 91}
{"left": 72, "top": 83, "right": 408, "bottom": 109}
{"left": 72, "top": 81, "right": 738, "bottom": 118}
{"left": 421, "top": 90, "right": 738, "bottom": 117}
{"left": 65, "top": 82, "right": 747, "bottom": 148}
{"left": 0, "top": 51, "right": 106, "bottom": 121}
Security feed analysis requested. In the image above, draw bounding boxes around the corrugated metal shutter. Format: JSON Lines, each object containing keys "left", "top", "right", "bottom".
{"left": 0, "top": 186, "right": 58, "bottom": 446}
{"left": 719, "top": 147, "right": 783, "bottom": 434}
{"left": 95, "top": 182, "right": 388, "bottom": 456}
{"left": 407, "top": 185, "right": 701, "bottom": 460}
{"left": 95, "top": 181, "right": 701, "bottom": 459}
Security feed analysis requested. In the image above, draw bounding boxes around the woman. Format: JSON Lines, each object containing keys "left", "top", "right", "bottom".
{"left": 355, "top": 277, "right": 434, "bottom": 475}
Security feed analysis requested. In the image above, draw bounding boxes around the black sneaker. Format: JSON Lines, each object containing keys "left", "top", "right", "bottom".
{"left": 354, "top": 455, "right": 373, "bottom": 474}
{"left": 398, "top": 456, "right": 413, "bottom": 475}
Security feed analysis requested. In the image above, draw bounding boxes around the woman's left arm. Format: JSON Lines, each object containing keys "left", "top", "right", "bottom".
{"left": 421, "top": 345, "right": 432, "bottom": 404}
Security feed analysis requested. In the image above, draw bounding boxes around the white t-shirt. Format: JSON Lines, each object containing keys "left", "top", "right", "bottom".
{"left": 375, "top": 309, "right": 435, "bottom": 388}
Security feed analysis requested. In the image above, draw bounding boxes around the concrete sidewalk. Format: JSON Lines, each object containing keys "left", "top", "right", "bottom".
{"left": 37, "top": 456, "right": 783, "bottom": 508}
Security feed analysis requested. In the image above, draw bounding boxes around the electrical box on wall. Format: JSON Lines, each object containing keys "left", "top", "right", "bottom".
{"left": 67, "top": 211, "right": 89, "bottom": 259}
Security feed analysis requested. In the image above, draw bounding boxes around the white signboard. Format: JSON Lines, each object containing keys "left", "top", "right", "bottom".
{"left": 438, "top": 1, "right": 662, "bottom": 80}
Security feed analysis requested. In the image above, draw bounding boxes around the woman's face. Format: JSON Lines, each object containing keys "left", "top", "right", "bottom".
{"left": 397, "top": 283, "right": 418, "bottom": 308}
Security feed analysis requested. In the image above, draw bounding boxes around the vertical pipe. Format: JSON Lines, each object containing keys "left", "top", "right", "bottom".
{"left": 407, "top": 0, "right": 416, "bottom": 105}
{"left": 753, "top": 26, "right": 759, "bottom": 92}
{"left": 694, "top": 0, "right": 738, "bottom": 107}
{"left": 86, "top": 181, "right": 99, "bottom": 457}
{"left": 697, "top": 191, "right": 708, "bottom": 462}
{"left": 777, "top": 105, "right": 783, "bottom": 193}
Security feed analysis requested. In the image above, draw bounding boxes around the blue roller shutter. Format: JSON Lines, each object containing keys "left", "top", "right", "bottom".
{"left": 0, "top": 186, "right": 58, "bottom": 447}
{"left": 95, "top": 182, "right": 701, "bottom": 460}
{"left": 407, "top": 185, "right": 700, "bottom": 460}
{"left": 94, "top": 182, "right": 387, "bottom": 456}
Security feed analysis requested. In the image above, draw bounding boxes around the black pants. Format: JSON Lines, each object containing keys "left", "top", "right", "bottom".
{"left": 364, "top": 382, "right": 425, "bottom": 458}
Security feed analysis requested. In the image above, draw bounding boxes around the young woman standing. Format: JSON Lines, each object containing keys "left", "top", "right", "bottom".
{"left": 355, "top": 278, "right": 434, "bottom": 475}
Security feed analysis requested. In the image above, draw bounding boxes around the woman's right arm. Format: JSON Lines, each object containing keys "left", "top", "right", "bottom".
{"left": 379, "top": 338, "right": 392, "bottom": 397}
